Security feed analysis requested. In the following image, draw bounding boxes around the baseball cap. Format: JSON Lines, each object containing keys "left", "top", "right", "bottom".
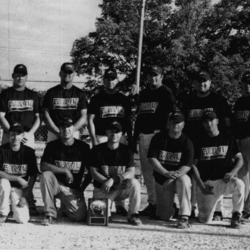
{"left": 13, "top": 64, "right": 27, "bottom": 75}
{"left": 59, "top": 117, "right": 74, "bottom": 127}
{"left": 104, "top": 69, "right": 117, "bottom": 79}
{"left": 9, "top": 123, "right": 24, "bottom": 133}
{"left": 148, "top": 65, "right": 163, "bottom": 75}
{"left": 194, "top": 70, "right": 211, "bottom": 81}
{"left": 169, "top": 111, "right": 185, "bottom": 123}
{"left": 105, "top": 120, "right": 122, "bottom": 132}
{"left": 242, "top": 71, "right": 250, "bottom": 84}
{"left": 60, "top": 63, "right": 75, "bottom": 73}
{"left": 202, "top": 110, "right": 217, "bottom": 121}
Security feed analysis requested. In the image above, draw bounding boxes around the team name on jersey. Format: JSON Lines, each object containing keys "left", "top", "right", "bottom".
{"left": 8, "top": 100, "right": 33, "bottom": 112}
{"left": 54, "top": 160, "right": 81, "bottom": 173}
{"left": 100, "top": 106, "right": 125, "bottom": 118}
{"left": 101, "top": 165, "right": 126, "bottom": 177}
{"left": 200, "top": 146, "right": 228, "bottom": 160}
{"left": 188, "top": 108, "right": 213, "bottom": 121}
{"left": 138, "top": 102, "right": 158, "bottom": 114}
{"left": 235, "top": 110, "right": 250, "bottom": 122}
{"left": 52, "top": 98, "right": 79, "bottom": 110}
{"left": 158, "top": 150, "right": 182, "bottom": 165}
{"left": 3, "top": 163, "right": 27, "bottom": 176}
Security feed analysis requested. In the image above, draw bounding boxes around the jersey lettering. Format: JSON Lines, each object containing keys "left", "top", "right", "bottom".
{"left": 158, "top": 150, "right": 182, "bottom": 165}
{"left": 52, "top": 98, "right": 79, "bottom": 110}
{"left": 235, "top": 110, "right": 250, "bottom": 122}
{"left": 188, "top": 108, "right": 213, "bottom": 121}
{"left": 201, "top": 146, "right": 228, "bottom": 160}
{"left": 138, "top": 102, "right": 158, "bottom": 114}
{"left": 3, "top": 163, "right": 27, "bottom": 176}
{"left": 100, "top": 106, "right": 125, "bottom": 118}
{"left": 8, "top": 100, "right": 33, "bottom": 112}
{"left": 54, "top": 160, "right": 81, "bottom": 173}
{"left": 101, "top": 165, "right": 126, "bottom": 177}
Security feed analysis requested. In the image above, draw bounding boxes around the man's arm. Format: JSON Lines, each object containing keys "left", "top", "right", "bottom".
{"left": 0, "top": 112, "right": 10, "bottom": 132}
{"left": 224, "top": 152, "right": 243, "bottom": 182}
{"left": 0, "top": 171, "right": 28, "bottom": 188}
{"left": 88, "top": 114, "right": 98, "bottom": 146}
{"left": 28, "top": 113, "right": 41, "bottom": 134}
{"left": 43, "top": 108, "right": 60, "bottom": 135}
{"left": 73, "top": 109, "right": 87, "bottom": 132}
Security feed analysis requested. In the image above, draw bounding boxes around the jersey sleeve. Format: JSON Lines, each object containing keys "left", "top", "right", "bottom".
{"left": 87, "top": 95, "right": 98, "bottom": 115}
{"left": 78, "top": 90, "right": 88, "bottom": 110}
{"left": 180, "top": 137, "right": 194, "bottom": 167}
{"left": 147, "top": 133, "right": 160, "bottom": 159}
{"left": 41, "top": 142, "right": 55, "bottom": 164}
{"left": 41, "top": 89, "right": 51, "bottom": 110}
{"left": 33, "top": 91, "right": 40, "bottom": 114}
{"left": 126, "top": 148, "right": 135, "bottom": 168}
{"left": 0, "top": 90, "right": 8, "bottom": 113}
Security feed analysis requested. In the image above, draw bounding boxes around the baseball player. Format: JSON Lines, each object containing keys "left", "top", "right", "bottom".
{"left": 233, "top": 70, "right": 250, "bottom": 219}
{"left": 192, "top": 110, "right": 244, "bottom": 228}
{"left": 147, "top": 111, "right": 193, "bottom": 229}
{"left": 88, "top": 68, "right": 132, "bottom": 216}
{"left": 40, "top": 117, "right": 90, "bottom": 226}
{"left": 42, "top": 62, "right": 88, "bottom": 142}
{"left": 90, "top": 120, "right": 142, "bottom": 226}
{"left": 0, "top": 123, "right": 38, "bottom": 225}
{"left": 131, "top": 65, "right": 176, "bottom": 218}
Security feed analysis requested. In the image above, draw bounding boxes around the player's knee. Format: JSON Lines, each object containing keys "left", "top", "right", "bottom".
{"left": 177, "top": 175, "right": 191, "bottom": 187}
{"left": 40, "top": 171, "right": 54, "bottom": 182}
{"left": 127, "top": 178, "right": 140, "bottom": 190}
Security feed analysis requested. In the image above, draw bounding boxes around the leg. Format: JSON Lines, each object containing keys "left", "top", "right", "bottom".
{"left": 26, "top": 174, "right": 38, "bottom": 215}
{"left": 0, "top": 179, "right": 11, "bottom": 217}
{"left": 23, "top": 132, "right": 35, "bottom": 149}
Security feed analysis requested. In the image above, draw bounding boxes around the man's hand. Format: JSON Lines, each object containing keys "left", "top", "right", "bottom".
{"left": 17, "top": 177, "right": 28, "bottom": 189}
{"left": 201, "top": 184, "right": 214, "bottom": 195}
{"left": 223, "top": 173, "right": 234, "bottom": 183}
{"left": 101, "top": 178, "right": 114, "bottom": 194}
{"left": 65, "top": 169, "right": 74, "bottom": 184}
{"left": 17, "top": 197, "right": 27, "bottom": 207}
{"left": 164, "top": 171, "right": 180, "bottom": 180}
{"left": 22, "top": 131, "right": 33, "bottom": 144}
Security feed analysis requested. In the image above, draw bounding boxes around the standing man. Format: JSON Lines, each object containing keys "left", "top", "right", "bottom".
{"left": 192, "top": 110, "right": 244, "bottom": 228}
{"left": 90, "top": 120, "right": 142, "bottom": 226}
{"left": 233, "top": 70, "right": 250, "bottom": 219}
{"left": 148, "top": 111, "right": 193, "bottom": 229}
{"left": 0, "top": 124, "right": 38, "bottom": 225}
{"left": 42, "top": 62, "right": 88, "bottom": 142}
{"left": 40, "top": 117, "right": 91, "bottom": 226}
{"left": 132, "top": 65, "right": 176, "bottom": 218}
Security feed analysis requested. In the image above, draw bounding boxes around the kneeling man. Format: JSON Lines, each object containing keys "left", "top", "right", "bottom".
{"left": 148, "top": 111, "right": 193, "bottom": 228}
{"left": 193, "top": 110, "right": 244, "bottom": 228}
{"left": 90, "top": 120, "right": 142, "bottom": 226}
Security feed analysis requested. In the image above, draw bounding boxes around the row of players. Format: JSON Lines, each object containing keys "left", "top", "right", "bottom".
{"left": 0, "top": 63, "right": 250, "bottom": 228}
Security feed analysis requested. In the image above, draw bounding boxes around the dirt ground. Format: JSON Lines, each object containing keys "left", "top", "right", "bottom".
{"left": 1, "top": 182, "right": 250, "bottom": 250}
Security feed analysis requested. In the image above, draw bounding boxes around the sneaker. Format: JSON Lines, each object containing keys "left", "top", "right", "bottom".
{"left": 41, "top": 216, "right": 56, "bottom": 226}
{"left": 0, "top": 214, "right": 7, "bottom": 225}
{"left": 148, "top": 205, "right": 158, "bottom": 220}
{"left": 128, "top": 214, "right": 142, "bottom": 226}
{"left": 231, "top": 212, "right": 241, "bottom": 229}
{"left": 29, "top": 207, "right": 40, "bottom": 216}
{"left": 139, "top": 203, "right": 155, "bottom": 216}
{"left": 178, "top": 217, "right": 191, "bottom": 229}
{"left": 242, "top": 211, "right": 250, "bottom": 220}
{"left": 213, "top": 211, "right": 223, "bottom": 221}
{"left": 116, "top": 206, "right": 127, "bottom": 216}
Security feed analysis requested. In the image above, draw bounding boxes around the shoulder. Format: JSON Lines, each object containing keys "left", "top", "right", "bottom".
{"left": 44, "top": 85, "right": 60, "bottom": 95}
{"left": 0, "top": 87, "right": 13, "bottom": 96}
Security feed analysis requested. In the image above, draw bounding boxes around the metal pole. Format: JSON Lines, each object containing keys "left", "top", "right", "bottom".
{"left": 136, "top": 0, "right": 146, "bottom": 94}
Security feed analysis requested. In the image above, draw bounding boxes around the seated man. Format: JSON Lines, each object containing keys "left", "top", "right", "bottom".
{"left": 40, "top": 117, "right": 91, "bottom": 226}
{"left": 90, "top": 120, "right": 142, "bottom": 226}
{"left": 0, "top": 123, "right": 38, "bottom": 225}
{"left": 148, "top": 111, "right": 193, "bottom": 229}
{"left": 192, "top": 110, "right": 245, "bottom": 228}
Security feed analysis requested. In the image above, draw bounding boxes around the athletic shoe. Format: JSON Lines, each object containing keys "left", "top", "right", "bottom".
{"left": 242, "top": 211, "right": 250, "bottom": 220}
{"left": 212, "top": 211, "right": 223, "bottom": 221}
{"left": 139, "top": 203, "right": 155, "bottom": 216}
{"left": 41, "top": 216, "right": 56, "bottom": 226}
{"left": 231, "top": 212, "right": 241, "bottom": 229}
{"left": 0, "top": 214, "right": 7, "bottom": 225}
{"left": 128, "top": 214, "right": 142, "bottom": 226}
{"left": 29, "top": 207, "right": 40, "bottom": 216}
{"left": 116, "top": 206, "right": 127, "bottom": 216}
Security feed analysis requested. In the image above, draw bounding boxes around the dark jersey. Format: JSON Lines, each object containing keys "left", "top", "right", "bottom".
{"left": 194, "top": 131, "right": 240, "bottom": 182}
{"left": 0, "top": 87, "right": 40, "bottom": 131}
{"left": 182, "top": 92, "right": 231, "bottom": 144}
{"left": 147, "top": 131, "right": 194, "bottom": 185}
{"left": 233, "top": 96, "right": 250, "bottom": 139}
{"left": 90, "top": 143, "right": 134, "bottom": 188}
{"left": 0, "top": 143, "right": 38, "bottom": 188}
{"left": 41, "top": 139, "right": 90, "bottom": 189}
{"left": 136, "top": 85, "right": 176, "bottom": 134}
{"left": 42, "top": 84, "right": 88, "bottom": 127}
{"left": 88, "top": 91, "right": 131, "bottom": 135}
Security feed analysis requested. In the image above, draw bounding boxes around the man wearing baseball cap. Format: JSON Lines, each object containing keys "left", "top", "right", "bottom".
{"left": 90, "top": 119, "right": 142, "bottom": 226}
{"left": 42, "top": 62, "right": 88, "bottom": 142}
{"left": 132, "top": 65, "right": 176, "bottom": 218}
{"left": 192, "top": 110, "right": 244, "bottom": 228}
{"left": 0, "top": 123, "right": 38, "bottom": 225}
{"left": 233, "top": 70, "right": 250, "bottom": 220}
{"left": 147, "top": 111, "right": 193, "bottom": 228}
{"left": 40, "top": 116, "right": 91, "bottom": 226}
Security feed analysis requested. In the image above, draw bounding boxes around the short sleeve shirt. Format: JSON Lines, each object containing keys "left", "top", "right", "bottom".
{"left": 0, "top": 87, "right": 40, "bottom": 131}
{"left": 88, "top": 91, "right": 131, "bottom": 135}
{"left": 90, "top": 143, "right": 134, "bottom": 188}
{"left": 194, "top": 131, "right": 240, "bottom": 182}
{"left": 0, "top": 143, "right": 38, "bottom": 188}
{"left": 41, "top": 139, "right": 90, "bottom": 189}
{"left": 147, "top": 131, "right": 194, "bottom": 185}
{"left": 42, "top": 85, "right": 88, "bottom": 127}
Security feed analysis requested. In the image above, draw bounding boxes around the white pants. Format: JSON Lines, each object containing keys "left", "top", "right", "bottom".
{"left": 0, "top": 179, "right": 29, "bottom": 223}
{"left": 197, "top": 178, "right": 245, "bottom": 223}
{"left": 155, "top": 175, "right": 192, "bottom": 220}
{"left": 47, "top": 130, "right": 80, "bottom": 143}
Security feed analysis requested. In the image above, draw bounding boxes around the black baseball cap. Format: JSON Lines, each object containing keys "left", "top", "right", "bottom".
{"left": 202, "top": 110, "right": 217, "bottom": 121}
{"left": 242, "top": 71, "right": 250, "bottom": 84}
{"left": 169, "top": 111, "right": 185, "bottom": 123}
{"left": 59, "top": 117, "right": 74, "bottom": 127}
{"left": 60, "top": 63, "right": 75, "bottom": 73}
{"left": 9, "top": 123, "right": 24, "bottom": 133}
{"left": 13, "top": 64, "right": 27, "bottom": 75}
{"left": 104, "top": 69, "right": 117, "bottom": 79}
{"left": 105, "top": 120, "right": 122, "bottom": 132}
{"left": 148, "top": 65, "right": 163, "bottom": 75}
{"left": 194, "top": 70, "right": 211, "bottom": 81}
